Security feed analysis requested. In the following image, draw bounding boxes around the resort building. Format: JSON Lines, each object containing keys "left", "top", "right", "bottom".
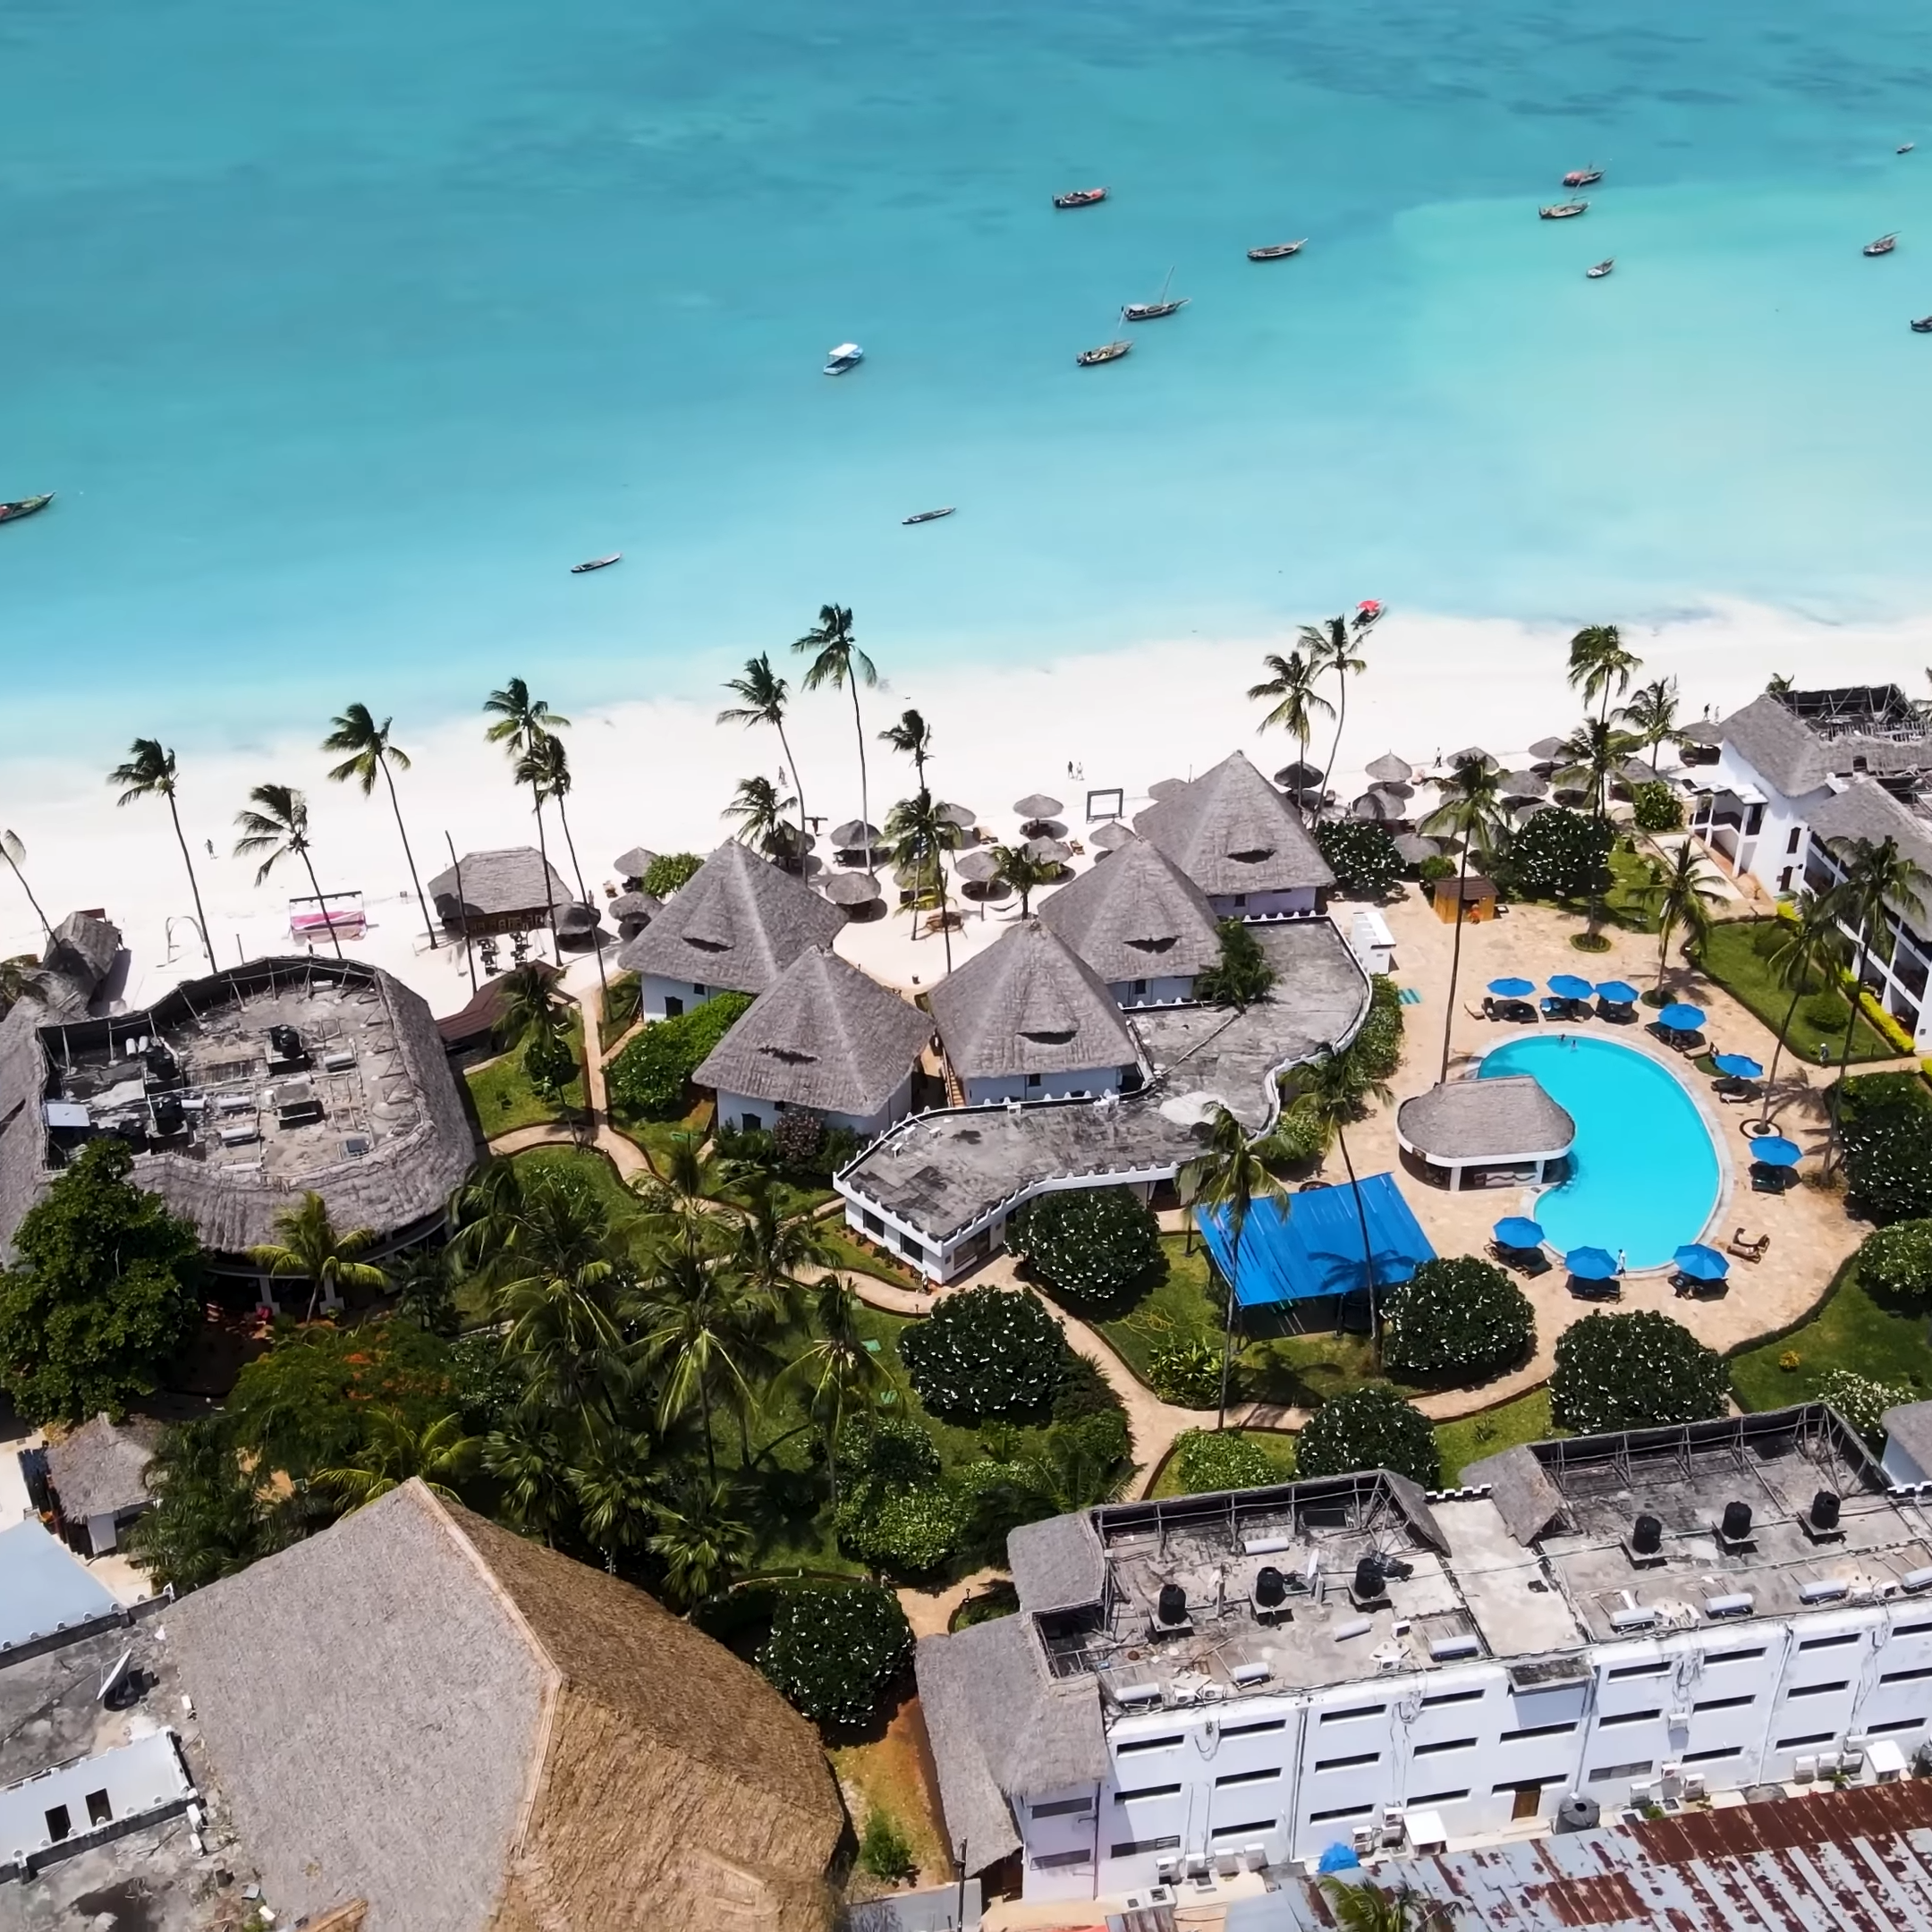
{"left": 615, "top": 840, "right": 843, "bottom": 1021}
{"left": 1395, "top": 1075, "right": 1577, "bottom": 1191}
{"left": 165, "top": 1479, "right": 845, "bottom": 1932}
{"left": 918, "top": 1404, "right": 1932, "bottom": 1906}
{"left": 0, "top": 937, "right": 477, "bottom": 1310}
{"left": 38, "top": 1412, "right": 164, "bottom": 1556}
{"left": 1037, "top": 834, "right": 1224, "bottom": 1007}
{"left": 694, "top": 945, "right": 933, "bottom": 1138}
{"left": 928, "top": 919, "right": 1142, "bottom": 1106}
{"left": 1133, "top": 750, "right": 1335, "bottom": 920}
{"left": 425, "top": 845, "right": 575, "bottom": 940}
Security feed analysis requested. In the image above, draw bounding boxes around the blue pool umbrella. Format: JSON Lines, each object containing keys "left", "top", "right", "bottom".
{"left": 1566, "top": 1246, "right": 1621, "bottom": 1280}
{"left": 1495, "top": 1216, "right": 1546, "bottom": 1249}
{"left": 1488, "top": 977, "right": 1536, "bottom": 997}
{"left": 1318, "top": 1843, "right": 1361, "bottom": 1873}
{"left": 1549, "top": 974, "right": 1595, "bottom": 1000}
{"left": 1674, "top": 1243, "right": 1730, "bottom": 1281}
{"left": 1658, "top": 1003, "right": 1707, "bottom": 1030}
{"left": 1596, "top": 980, "right": 1640, "bottom": 1004}
{"left": 1713, "top": 1053, "right": 1764, "bottom": 1079}
{"left": 1752, "top": 1135, "right": 1802, "bottom": 1167}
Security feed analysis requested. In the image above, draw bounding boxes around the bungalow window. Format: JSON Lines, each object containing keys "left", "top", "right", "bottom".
{"left": 1232, "top": 894, "right": 1248, "bottom": 909}
{"left": 1027, "top": 1073, "right": 1041, "bottom": 1088}
{"left": 1132, "top": 979, "right": 1148, "bottom": 995}
{"left": 1786, "top": 826, "right": 1802, "bottom": 853}
{"left": 862, "top": 1212, "right": 885, "bottom": 1237}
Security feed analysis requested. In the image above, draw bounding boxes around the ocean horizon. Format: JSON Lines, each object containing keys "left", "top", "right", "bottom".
{"left": 5, "top": 0, "right": 1932, "bottom": 750}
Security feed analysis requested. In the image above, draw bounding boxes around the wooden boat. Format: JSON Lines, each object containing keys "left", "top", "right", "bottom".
{"left": 1076, "top": 340, "right": 1131, "bottom": 366}
{"left": 1563, "top": 166, "right": 1604, "bottom": 187}
{"left": 1123, "top": 267, "right": 1188, "bottom": 321}
{"left": 902, "top": 507, "right": 955, "bottom": 525}
{"left": 1248, "top": 240, "right": 1307, "bottom": 260}
{"left": 1586, "top": 258, "right": 1614, "bottom": 278}
{"left": 571, "top": 553, "right": 621, "bottom": 573}
{"left": 1865, "top": 233, "right": 1899, "bottom": 256}
{"left": 1539, "top": 200, "right": 1589, "bottom": 219}
{"left": 823, "top": 342, "right": 865, "bottom": 375}
{"left": 0, "top": 493, "right": 53, "bottom": 525}
{"left": 1913, "top": 316, "right": 1932, "bottom": 333}
{"left": 1053, "top": 187, "right": 1108, "bottom": 209}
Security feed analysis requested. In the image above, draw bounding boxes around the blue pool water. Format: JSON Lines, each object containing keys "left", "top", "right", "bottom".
{"left": 1478, "top": 1033, "right": 1721, "bottom": 1270}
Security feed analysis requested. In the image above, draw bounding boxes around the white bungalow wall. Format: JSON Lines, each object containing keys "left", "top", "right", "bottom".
{"left": 1109, "top": 975, "right": 1198, "bottom": 1010}
{"left": 638, "top": 973, "right": 726, "bottom": 1021}
{"left": 1208, "top": 888, "right": 1321, "bottom": 920}
{"left": 962, "top": 1066, "right": 1127, "bottom": 1107}
{"left": 716, "top": 1075, "right": 912, "bottom": 1141}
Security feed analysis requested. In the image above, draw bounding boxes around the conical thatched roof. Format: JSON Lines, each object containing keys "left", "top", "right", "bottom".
{"left": 1131, "top": 750, "right": 1334, "bottom": 896}
{"left": 615, "top": 843, "right": 843, "bottom": 996}
{"left": 44, "top": 1412, "right": 163, "bottom": 1523}
{"left": 1037, "top": 835, "right": 1221, "bottom": 985}
{"left": 929, "top": 919, "right": 1134, "bottom": 1080}
{"left": 166, "top": 1480, "right": 842, "bottom": 1932}
{"left": 694, "top": 946, "right": 931, "bottom": 1116}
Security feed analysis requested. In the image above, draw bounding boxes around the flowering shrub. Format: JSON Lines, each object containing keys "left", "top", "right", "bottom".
{"left": 1008, "top": 1187, "right": 1162, "bottom": 1313}
{"left": 606, "top": 993, "right": 751, "bottom": 1118}
{"left": 1857, "top": 1219, "right": 1932, "bottom": 1297}
{"left": 1818, "top": 1367, "right": 1915, "bottom": 1446}
{"left": 1550, "top": 1310, "right": 1728, "bottom": 1435}
{"left": 1499, "top": 807, "right": 1614, "bottom": 902}
{"left": 1316, "top": 820, "right": 1403, "bottom": 896}
{"left": 1383, "top": 1257, "right": 1534, "bottom": 1382}
{"left": 1631, "top": 782, "right": 1683, "bottom": 833}
{"left": 758, "top": 1581, "right": 911, "bottom": 1726}
{"left": 900, "top": 1287, "right": 1068, "bottom": 1419}
{"left": 1844, "top": 1105, "right": 1932, "bottom": 1224}
{"left": 1295, "top": 1385, "right": 1439, "bottom": 1488}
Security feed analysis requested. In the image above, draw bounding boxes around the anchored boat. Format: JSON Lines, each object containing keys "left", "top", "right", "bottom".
{"left": 1865, "top": 233, "right": 1899, "bottom": 257}
{"left": 1123, "top": 267, "right": 1189, "bottom": 322}
{"left": 1586, "top": 258, "right": 1614, "bottom": 278}
{"left": 902, "top": 507, "right": 955, "bottom": 525}
{"left": 823, "top": 342, "right": 865, "bottom": 375}
{"left": 1563, "top": 166, "right": 1605, "bottom": 187}
{"left": 1913, "top": 316, "right": 1932, "bottom": 333}
{"left": 1076, "top": 340, "right": 1131, "bottom": 367}
{"left": 571, "top": 554, "right": 621, "bottom": 573}
{"left": 1540, "top": 200, "right": 1589, "bottom": 219}
{"left": 0, "top": 493, "right": 53, "bottom": 525}
{"left": 1247, "top": 240, "right": 1307, "bottom": 261}
{"left": 1053, "top": 187, "right": 1108, "bottom": 209}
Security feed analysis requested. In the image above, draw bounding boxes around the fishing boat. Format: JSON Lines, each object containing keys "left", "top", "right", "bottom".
{"left": 571, "top": 553, "right": 621, "bottom": 573}
{"left": 1563, "top": 166, "right": 1604, "bottom": 187}
{"left": 1123, "top": 267, "right": 1189, "bottom": 321}
{"left": 1865, "top": 233, "right": 1899, "bottom": 256}
{"left": 1247, "top": 240, "right": 1307, "bottom": 261}
{"left": 1076, "top": 340, "right": 1131, "bottom": 367}
{"left": 902, "top": 507, "right": 955, "bottom": 525}
{"left": 823, "top": 342, "right": 865, "bottom": 375}
{"left": 1539, "top": 200, "right": 1589, "bottom": 219}
{"left": 1913, "top": 316, "right": 1932, "bottom": 333}
{"left": 1053, "top": 187, "right": 1108, "bottom": 209}
{"left": 1902, "top": 142, "right": 1918, "bottom": 155}
{"left": 0, "top": 493, "right": 53, "bottom": 525}
{"left": 1586, "top": 258, "right": 1614, "bottom": 278}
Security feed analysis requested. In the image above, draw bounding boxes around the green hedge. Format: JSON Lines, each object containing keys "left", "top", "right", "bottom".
{"left": 1295, "top": 1385, "right": 1439, "bottom": 1487}
{"left": 606, "top": 993, "right": 752, "bottom": 1118}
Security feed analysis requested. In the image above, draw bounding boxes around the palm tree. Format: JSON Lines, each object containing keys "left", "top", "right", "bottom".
{"left": 1318, "top": 1876, "right": 1459, "bottom": 1932}
{"left": 1420, "top": 756, "right": 1509, "bottom": 1081}
{"left": 249, "top": 1191, "right": 388, "bottom": 1322}
{"left": 990, "top": 842, "right": 1056, "bottom": 917}
{"left": 1760, "top": 890, "right": 1848, "bottom": 1129}
{"left": 484, "top": 678, "right": 572, "bottom": 957}
{"left": 1554, "top": 717, "right": 1640, "bottom": 822}
{"left": 879, "top": 707, "right": 934, "bottom": 788}
{"left": 233, "top": 783, "right": 343, "bottom": 961}
{"left": 886, "top": 788, "right": 963, "bottom": 970}
{"left": 1248, "top": 649, "right": 1333, "bottom": 821}
{"left": 775, "top": 1277, "right": 892, "bottom": 1512}
{"left": 564, "top": 1413, "right": 658, "bottom": 1571}
{"left": 646, "top": 1473, "right": 756, "bottom": 1611}
{"left": 483, "top": 1414, "right": 575, "bottom": 1544}
{"left": 1567, "top": 623, "right": 1640, "bottom": 724}
{"left": 314, "top": 1407, "right": 480, "bottom": 1512}
{"left": 108, "top": 740, "right": 215, "bottom": 964}
{"left": 0, "top": 830, "right": 48, "bottom": 940}
{"left": 637, "top": 1247, "right": 761, "bottom": 1480}
{"left": 122, "top": 1419, "right": 292, "bottom": 1594}
{"left": 496, "top": 961, "right": 570, "bottom": 1051}
{"left": 1290, "top": 1047, "right": 1395, "bottom": 1357}
{"left": 717, "top": 655, "right": 809, "bottom": 860}
{"left": 1642, "top": 842, "right": 1724, "bottom": 993}
{"left": 793, "top": 604, "right": 878, "bottom": 859}
{"left": 1178, "top": 1104, "right": 1284, "bottom": 1429}
{"left": 388, "top": 1243, "right": 456, "bottom": 1335}
{"left": 723, "top": 774, "right": 799, "bottom": 855}
{"left": 1826, "top": 836, "right": 1932, "bottom": 1160}
{"left": 732, "top": 1179, "right": 833, "bottom": 1318}
{"left": 321, "top": 705, "right": 437, "bottom": 951}
{"left": 1617, "top": 677, "right": 1684, "bottom": 770}
{"left": 1302, "top": 614, "right": 1369, "bottom": 815}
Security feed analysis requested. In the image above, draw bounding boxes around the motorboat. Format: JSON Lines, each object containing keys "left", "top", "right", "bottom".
{"left": 1902, "top": 142, "right": 1918, "bottom": 154}
{"left": 1563, "top": 166, "right": 1604, "bottom": 187}
{"left": 1076, "top": 340, "right": 1131, "bottom": 366}
{"left": 823, "top": 342, "right": 865, "bottom": 375}
{"left": 571, "top": 553, "right": 621, "bottom": 573}
{"left": 1247, "top": 240, "right": 1307, "bottom": 260}
{"left": 1540, "top": 200, "right": 1589, "bottom": 219}
{"left": 1913, "top": 316, "right": 1932, "bottom": 333}
{"left": 1586, "top": 258, "right": 1614, "bottom": 278}
{"left": 1865, "top": 233, "right": 1899, "bottom": 256}
{"left": 1123, "top": 267, "right": 1188, "bottom": 321}
{"left": 0, "top": 492, "right": 53, "bottom": 525}
{"left": 1053, "top": 187, "right": 1108, "bottom": 208}
{"left": 902, "top": 507, "right": 955, "bottom": 525}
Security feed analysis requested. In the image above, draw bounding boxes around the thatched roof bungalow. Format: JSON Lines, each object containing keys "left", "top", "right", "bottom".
{"left": 1132, "top": 750, "right": 1334, "bottom": 919}
{"left": 166, "top": 1479, "right": 843, "bottom": 1932}
{"left": 1036, "top": 834, "right": 1222, "bottom": 1007}
{"left": 424, "top": 848, "right": 574, "bottom": 940}
{"left": 1395, "top": 1074, "right": 1575, "bottom": 1191}
{"left": 43, "top": 1411, "right": 165, "bottom": 1556}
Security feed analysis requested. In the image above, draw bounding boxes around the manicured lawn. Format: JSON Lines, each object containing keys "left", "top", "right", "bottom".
{"left": 611, "top": 1096, "right": 716, "bottom": 1176}
{"left": 1434, "top": 1387, "right": 1558, "bottom": 1482}
{"left": 464, "top": 1013, "right": 589, "bottom": 1134}
{"left": 598, "top": 971, "right": 640, "bottom": 1052}
{"left": 1601, "top": 848, "right": 1661, "bottom": 934}
{"left": 1729, "top": 1262, "right": 1932, "bottom": 1411}
{"left": 1696, "top": 920, "right": 1894, "bottom": 1065}
{"left": 1149, "top": 1428, "right": 1300, "bottom": 1498}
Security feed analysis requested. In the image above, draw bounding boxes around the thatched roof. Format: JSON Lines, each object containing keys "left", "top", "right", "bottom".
{"left": 167, "top": 1480, "right": 843, "bottom": 1932}
{"left": 693, "top": 947, "right": 931, "bottom": 1116}
{"left": 614, "top": 846, "right": 657, "bottom": 881}
{"left": 1036, "top": 835, "right": 1222, "bottom": 984}
{"left": 1131, "top": 750, "right": 1334, "bottom": 896}
{"left": 928, "top": 919, "right": 1135, "bottom": 1081}
{"left": 1463, "top": 1445, "right": 1566, "bottom": 1546}
{"left": 615, "top": 843, "right": 843, "bottom": 996}
{"left": 1396, "top": 1075, "right": 1575, "bottom": 1161}
{"left": 1006, "top": 1514, "right": 1104, "bottom": 1614}
{"left": 424, "top": 848, "right": 573, "bottom": 924}
{"left": 44, "top": 1412, "right": 164, "bottom": 1522}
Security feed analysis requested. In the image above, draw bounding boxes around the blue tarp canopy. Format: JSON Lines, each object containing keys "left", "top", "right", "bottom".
{"left": 1196, "top": 1174, "right": 1436, "bottom": 1308}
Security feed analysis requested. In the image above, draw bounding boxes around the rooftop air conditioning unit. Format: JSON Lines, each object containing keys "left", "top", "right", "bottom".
{"left": 1116, "top": 1682, "right": 1163, "bottom": 1705}
{"left": 1703, "top": 1592, "right": 1754, "bottom": 1619}
{"left": 1611, "top": 1606, "right": 1660, "bottom": 1632}
{"left": 1430, "top": 1633, "right": 1482, "bottom": 1662}
{"left": 1667, "top": 1708, "right": 1690, "bottom": 1728}
{"left": 1231, "top": 1661, "right": 1272, "bottom": 1687}
{"left": 1800, "top": 1579, "right": 1850, "bottom": 1605}
{"left": 1902, "top": 1565, "right": 1932, "bottom": 1594}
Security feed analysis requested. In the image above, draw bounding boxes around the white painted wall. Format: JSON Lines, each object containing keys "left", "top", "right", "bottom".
{"left": 0, "top": 1731, "right": 192, "bottom": 1873}
{"left": 638, "top": 972, "right": 726, "bottom": 1020}
{"left": 1108, "top": 975, "right": 1197, "bottom": 1009}
{"left": 1208, "top": 888, "right": 1320, "bottom": 920}
{"left": 716, "top": 1075, "right": 913, "bottom": 1140}
{"left": 962, "top": 1066, "right": 1125, "bottom": 1107}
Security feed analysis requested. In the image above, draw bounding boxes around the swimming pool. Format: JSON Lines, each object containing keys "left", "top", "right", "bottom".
{"left": 1477, "top": 1034, "right": 1722, "bottom": 1270}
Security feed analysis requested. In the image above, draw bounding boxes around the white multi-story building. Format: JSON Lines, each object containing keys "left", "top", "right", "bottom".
{"left": 918, "top": 1404, "right": 1932, "bottom": 1904}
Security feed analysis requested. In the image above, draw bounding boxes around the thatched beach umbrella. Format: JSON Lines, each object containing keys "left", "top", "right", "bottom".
{"left": 955, "top": 849, "right": 1001, "bottom": 883}
{"left": 1350, "top": 789, "right": 1407, "bottom": 824}
{"left": 613, "top": 846, "right": 656, "bottom": 882}
{"left": 1446, "top": 746, "right": 1499, "bottom": 771}
{"left": 1147, "top": 777, "right": 1189, "bottom": 803}
{"left": 1013, "top": 792, "right": 1063, "bottom": 821}
{"left": 830, "top": 818, "right": 882, "bottom": 849}
{"left": 1023, "top": 835, "right": 1072, "bottom": 865}
{"left": 823, "top": 871, "right": 881, "bottom": 906}
{"left": 1089, "top": 821, "right": 1133, "bottom": 851}
{"left": 1274, "top": 760, "right": 1324, "bottom": 790}
{"left": 1528, "top": 736, "right": 1566, "bottom": 764}
{"left": 555, "top": 902, "right": 604, "bottom": 947}
{"left": 609, "top": 890, "right": 658, "bottom": 936}
{"left": 1366, "top": 752, "right": 1413, "bottom": 785}
{"left": 936, "top": 801, "right": 978, "bottom": 831}
{"left": 1502, "top": 769, "right": 1550, "bottom": 800}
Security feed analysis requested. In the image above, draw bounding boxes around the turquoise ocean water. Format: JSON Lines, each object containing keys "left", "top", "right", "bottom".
{"left": 5, "top": 0, "right": 1932, "bottom": 738}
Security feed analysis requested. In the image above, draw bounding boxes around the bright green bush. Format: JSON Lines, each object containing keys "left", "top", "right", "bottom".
{"left": 1295, "top": 1385, "right": 1439, "bottom": 1487}
{"left": 1195, "top": 920, "right": 1275, "bottom": 1007}
{"left": 1802, "top": 988, "right": 1852, "bottom": 1032}
{"left": 1417, "top": 854, "right": 1456, "bottom": 882}
{"left": 1316, "top": 820, "right": 1403, "bottom": 896}
{"left": 641, "top": 852, "right": 702, "bottom": 897}
{"left": 1147, "top": 1335, "right": 1223, "bottom": 1407}
{"left": 1346, "top": 979, "right": 1406, "bottom": 1085}
{"left": 899, "top": 1287, "right": 1068, "bottom": 1420}
{"left": 840, "top": 1483, "right": 966, "bottom": 1574}
{"left": 1008, "top": 1187, "right": 1162, "bottom": 1312}
{"left": 860, "top": 1809, "right": 918, "bottom": 1883}
{"left": 1173, "top": 1428, "right": 1281, "bottom": 1495}
{"left": 1384, "top": 1257, "right": 1535, "bottom": 1381}
{"left": 1550, "top": 1310, "right": 1729, "bottom": 1435}
{"left": 1818, "top": 1366, "right": 1914, "bottom": 1446}
{"left": 1631, "top": 782, "right": 1684, "bottom": 833}
{"left": 606, "top": 992, "right": 752, "bottom": 1118}
{"left": 758, "top": 1581, "right": 911, "bottom": 1726}
{"left": 1267, "top": 1108, "right": 1329, "bottom": 1165}
{"left": 522, "top": 1025, "right": 576, "bottom": 1097}
{"left": 1856, "top": 1220, "right": 1932, "bottom": 1298}
{"left": 1500, "top": 807, "right": 1614, "bottom": 902}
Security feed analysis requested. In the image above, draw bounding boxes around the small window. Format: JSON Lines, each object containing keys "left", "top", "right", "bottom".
{"left": 1215, "top": 1767, "right": 1280, "bottom": 1788}
{"left": 1868, "top": 1717, "right": 1926, "bottom": 1733}
{"left": 861, "top": 1212, "right": 884, "bottom": 1237}
{"left": 1786, "top": 826, "right": 1803, "bottom": 853}
{"left": 1607, "top": 1662, "right": 1669, "bottom": 1681}
{"left": 1308, "top": 1803, "right": 1373, "bottom": 1823}
{"left": 1111, "top": 1835, "right": 1181, "bottom": 1857}
{"left": 1031, "top": 1848, "right": 1091, "bottom": 1869}
{"left": 1597, "top": 1710, "right": 1659, "bottom": 1728}
{"left": 692, "top": 982, "right": 708, "bottom": 995}
{"left": 1694, "top": 1695, "right": 1754, "bottom": 1712}
{"left": 1500, "top": 1722, "right": 1577, "bottom": 1741}
{"left": 1321, "top": 1704, "right": 1386, "bottom": 1724}
{"left": 1115, "top": 1784, "right": 1182, "bottom": 1802}
{"left": 1212, "top": 1818, "right": 1277, "bottom": 1839}
{"left": 1776, "top": 1732, "right": 1833, "bottom": 1748}
{"left": 1682, "top": 1746, "right": 1742, "bottom": 1762}
{"left": 1421, "top": 1688, "right": 1486, "bottom": 1707}
{"left": 663, "top": 996, "right": 684, "bottom": 1019}
{"left": 1785, "top": 1681, "right": 1851, "bottom": 1697}
{"left": 1408, "top": 1788, "right": 1470, "bottom": 1804}
{"left": 1031, "top": 1796, "right": 1095, "bottom": 1818}
{"left": 1884, "top": 1666, "right": 1932, "bottom": 1682}
{"left": 1315, "top": 1752, "right": 1380, "bottom": 1771}
{"left": 1587, "top": 1760, "right": 1652, "bottom": 1782}
{"left": 1413, "top": 1738, "right": 1475, "bottom": 1757}
{"left": 1891, "top": 1620, "right": 1932, "bottom": 1636}
{"left": 44, "top": 1805, "right": 72, "bottom": 1843}
{"left": 1132, "top": 979, "right": 1148, "bottom": 995}
{"left": 1706, "top": 1647, "right": 1767, "bottom": 1664}
{"left": 1026, "top": 1072, "right": 1041, "bottom": 1089}
{"left": 85, "top": 1790, "right": 113, "bottom": 1827}
{"left": 1221, "top": 1718, "right": 1287, "bottom": 1738}
{"left": 1117, "top": 1734, "right": 1185, "bottom": 1756}
{"left": 1232, "top": 894, "right": 1249, "bottom": 908}
{"left": 1800, "top": 1633, "right": 1860, "bottom": 1651}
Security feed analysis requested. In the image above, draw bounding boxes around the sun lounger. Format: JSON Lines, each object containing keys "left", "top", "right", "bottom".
{"left": 1727, "top": 1229, "right": 1770, "bottom": 1262}
{"left": 1750, "top": 1165, "right": 1791, "bottom": 1193}
{"left": 1672, "top": 1269, "right": 1728, "bottom": 1299}
{"left": 1566, "top": 1274, "right": 1622, "bottom": 1301}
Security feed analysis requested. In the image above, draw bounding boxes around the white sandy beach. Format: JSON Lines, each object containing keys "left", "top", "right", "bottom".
{"left": 4, "top": 597, "right": 1924, "bottom": 1014}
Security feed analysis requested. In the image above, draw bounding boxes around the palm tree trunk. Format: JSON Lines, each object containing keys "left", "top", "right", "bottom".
{"left": 1826, "top": 923, "right": 1873, "bottom": 1175}
{"left": 1656, "top": 913, "right": 1675, "bottom": 993}
{"left": 1324, "top": 682, "right": 1348, "bottom": 826}
{"left": 1218, "top": 1214, "right": 1243, "bottom": 1431}
{"left": 552, "top": 793, "right": 610, "bottom": 1019}
{"left": 297, "top": 847, "right": 345, "bottom": 961}
{"left": 1761, "top": 978, "right": 1805, "bottom": 1130}
{"left": 3, "top": 852, "right": 50, "bottom": 939}
{"left": 529, "top": 784, "right": 557, "bottom": 962}
{"left": 379, "top": 759, "right": 438, "bottom": 950}
{"left": 775, "top": 718, "right": 808, "bottom": 869}
{"left": 165, "top": 792, "right": 216, "bottom": 965}
{"left": 1336, "top": 1128, "right": 1378, "bottom": 1360}
{"left": 851, "top": 682, "right": 872, "bottom": 873}
{"left": 1439, "top": 840, "right": 1473, "bottom": 1082}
